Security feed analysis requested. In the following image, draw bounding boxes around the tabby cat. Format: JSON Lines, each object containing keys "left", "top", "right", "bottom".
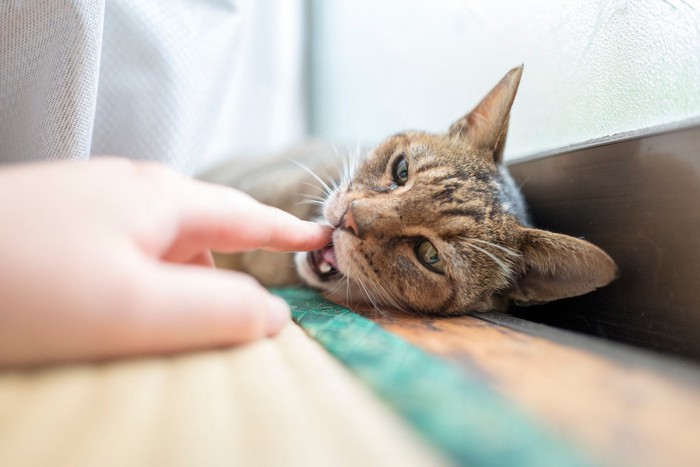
{"left": 206, "top": 66, "right": 617, "bottom": 315}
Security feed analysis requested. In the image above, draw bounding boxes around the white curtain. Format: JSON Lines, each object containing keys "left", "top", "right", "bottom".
{"left": 0, "top": 0, "right": 307, "bottom": 174}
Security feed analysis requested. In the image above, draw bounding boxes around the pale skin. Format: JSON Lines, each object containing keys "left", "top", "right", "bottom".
{"left": 0, "top": 158, "right": 331, "bottom": 368}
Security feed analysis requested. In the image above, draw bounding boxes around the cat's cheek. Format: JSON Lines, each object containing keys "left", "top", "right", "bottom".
{"left": 330, "top": 232, "right": 355, "bottom": 275}
{"left": 294, "top": 252, "right": 318, "bottom": 286}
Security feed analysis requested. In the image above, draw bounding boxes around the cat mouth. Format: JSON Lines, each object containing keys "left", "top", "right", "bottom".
{"left": 308, "top": 242, "right": 341, "bottom": 281}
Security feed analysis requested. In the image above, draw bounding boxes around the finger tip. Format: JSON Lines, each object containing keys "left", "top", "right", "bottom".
{"left": 306, "top": 222, "right": 334, "bottom": 248}
{"left": 265, "top": 295, "right": 292, "bottom": 336}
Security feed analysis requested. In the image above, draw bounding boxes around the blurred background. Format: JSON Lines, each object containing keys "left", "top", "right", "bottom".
{"left": 198, "top": 0, "right": 700, "bottom": 173}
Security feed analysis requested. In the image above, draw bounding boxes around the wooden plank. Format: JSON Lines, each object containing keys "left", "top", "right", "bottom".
{"left": 371, "top": 310, "right": 700, "bottom": 467}
{"left": 276, "top": 288, "right": 596, "bottom": 467}
{"left": 0, "top": 324, "right": 449, "bottom": 467}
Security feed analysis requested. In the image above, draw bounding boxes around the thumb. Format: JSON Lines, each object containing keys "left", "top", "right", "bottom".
{"left": 111, "top": 265, "right": 291, "bottom": 357}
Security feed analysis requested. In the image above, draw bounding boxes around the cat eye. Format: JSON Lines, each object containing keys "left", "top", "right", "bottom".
{"left": 392, "top": 155, "right": 409, "bottom": 186}
{"left": 415, "top": 240, "right": 444, "bottom": 273}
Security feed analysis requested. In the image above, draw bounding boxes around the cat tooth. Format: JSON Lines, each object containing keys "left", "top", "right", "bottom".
{"left": 319, "top": 262, "right": 332, "bottom": 274}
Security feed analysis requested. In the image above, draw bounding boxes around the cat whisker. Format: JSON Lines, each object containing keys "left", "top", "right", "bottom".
{"left": 330, "top": 143, "right": 341, "bottom": 158}
{"left": 329, "top": 143, "right": 350, "bottom": 187}
{"left": 299, "top": 181, "right": 332, "bottom": 197}
{"left": 299, "top": 193, "right": 326, "bottom": 202}
{"left": 326, "top": 168, "right": 340, "bottom": 192}
{"left": 322, "top": 273, "right": 351, "bottom": 309}
{"left": 355, "top": 275, "right": 388, "bottom": 318}
{"left": 304, "top": 144, "right": 341, "bottom": 192}
{"left": 469, "top": 238, "right": 521, "bottom": 257}
{"left": 342, "top": 149, "right": 353, "bottom": 187}
{"left": 462, "top": 241, "right": 516, "bottom": 279}
{"left": 447, "top": 120, "right": 466, "bottom": 153}
{"left": 347, "top": 264, "right": 399, "bottom": 317}
{"left": 287, "top": 157, "right": 334, "bottom": 197}
{"left": 346, "top": 143, "right": 362, "bottom": 181}
{"left": 370, "top": 278, "right": 409, "bottom": 314}
{"left": 354, "top": 277, "right": 373, "bottom": 309}
{"left": 353, "top": 145, "right": 363, "bottom": 175}
{"left": 296, "top": 199, "right": 326, "bottom": 207}
{"left": 338, "top": 145, "right": 353, "bottom": 188}
{"left": 323, "top": 275, "right": 349, "bottom": 299}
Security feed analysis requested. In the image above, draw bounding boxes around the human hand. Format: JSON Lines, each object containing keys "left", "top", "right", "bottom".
{"left": 0, "top": 158, "right": 330, "bottom": 368}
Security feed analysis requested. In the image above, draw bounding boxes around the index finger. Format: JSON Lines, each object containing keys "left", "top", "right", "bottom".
{"left": 175, "top": 180, "right": 332, "bottom": 254}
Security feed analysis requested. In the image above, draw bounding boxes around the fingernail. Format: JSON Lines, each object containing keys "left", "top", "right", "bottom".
{"left": 266, "top": 295, "right": 291, "bottom": 336}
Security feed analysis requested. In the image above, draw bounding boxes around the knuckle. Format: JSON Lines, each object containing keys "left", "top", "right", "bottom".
{"left": 129, "top": 162, "right": 185, "bottom": 203}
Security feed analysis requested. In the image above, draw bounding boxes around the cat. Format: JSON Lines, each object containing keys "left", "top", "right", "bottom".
{"left": 204, "top": 66, "right": 617, "bottom": 315}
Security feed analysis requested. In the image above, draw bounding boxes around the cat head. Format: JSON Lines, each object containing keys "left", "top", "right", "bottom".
{"left": 296, "top": 66, "right": 617, "bottom": 314}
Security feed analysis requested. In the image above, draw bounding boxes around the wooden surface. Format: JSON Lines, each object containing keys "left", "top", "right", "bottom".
{"left": 278, "top": 287, "right": 595, "bottom": 467}
{"left": 4, "top": 289, "right": 698, "bottom": 467}
{"left": 371, "top": 310, "right": 700, "bottom": 467}
{"left": 0, "top": 324, "right": 449, "bottom": 467}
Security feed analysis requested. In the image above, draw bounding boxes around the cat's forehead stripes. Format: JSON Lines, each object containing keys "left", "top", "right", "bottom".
{"left": 352, "top": 133, "right": 514, "bottom": 235}
{"left": 371, "top": 132, "right": 430, "bottom": 158}
{"left": 370, "top": 134, "right": 411, "bottom": 158}
{"left": 413, "top": 159, "right": 442, "bottom": 173}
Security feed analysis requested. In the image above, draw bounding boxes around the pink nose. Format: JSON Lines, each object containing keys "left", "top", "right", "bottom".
{"left": 341, "top": 204, "right": 361, "bottom": 236}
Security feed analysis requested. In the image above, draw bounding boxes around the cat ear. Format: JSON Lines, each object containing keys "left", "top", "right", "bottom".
{"left": 507, "top": 228, "right": 617, "bottom": 306}
{"left": 448, "top": 65, "right": 523, "bottom": 164}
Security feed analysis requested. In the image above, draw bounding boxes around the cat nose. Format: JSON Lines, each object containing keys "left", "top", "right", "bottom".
{"left": 341, "top": 203, "right": 361, "bottom": 237}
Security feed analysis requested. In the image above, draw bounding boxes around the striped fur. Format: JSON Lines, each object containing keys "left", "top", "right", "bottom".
{"left": 212, "top": 67, "right": 617, "bottom": 315}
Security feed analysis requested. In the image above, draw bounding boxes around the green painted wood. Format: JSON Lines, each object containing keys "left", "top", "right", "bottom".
{"left": 273, "top": 287, "right": 599, "bottom": 467}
